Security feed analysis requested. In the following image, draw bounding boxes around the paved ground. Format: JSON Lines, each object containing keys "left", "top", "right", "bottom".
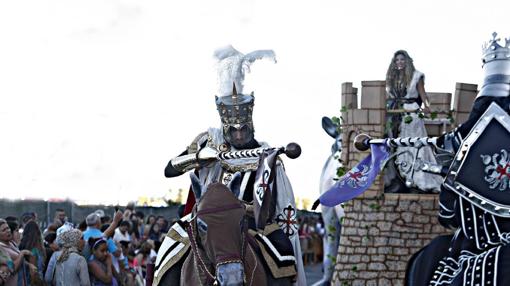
{"left": 305, "top": 262, "right": 324, "bottom": 285}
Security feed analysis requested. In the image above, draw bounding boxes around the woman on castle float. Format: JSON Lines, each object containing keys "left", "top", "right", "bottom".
{"left": 384, "top": 50, "right": 442, "bottom": 193}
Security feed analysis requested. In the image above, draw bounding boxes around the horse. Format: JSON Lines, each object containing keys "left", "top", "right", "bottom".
{"left": 154, "top": 172, "right": 296, "bottom": 286}
{"left": 312, "top": 117, "right": 345, "bottom": 286}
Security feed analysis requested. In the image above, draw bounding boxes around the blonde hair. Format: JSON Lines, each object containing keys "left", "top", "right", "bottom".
{"left": 386, "top": 50, "right": 416, "bottom": 89}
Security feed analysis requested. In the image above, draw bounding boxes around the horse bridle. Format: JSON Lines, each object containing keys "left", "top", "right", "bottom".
{"left": 186, "top": 203, "right": 249, "bottom": 286}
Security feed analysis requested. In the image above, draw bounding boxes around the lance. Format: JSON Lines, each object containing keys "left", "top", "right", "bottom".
{"left": 353, "top": 133, "right": 439, "bottom": 151}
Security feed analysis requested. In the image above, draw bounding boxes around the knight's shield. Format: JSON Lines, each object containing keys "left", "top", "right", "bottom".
{"left": 444, "top": 102, "right": 510, "bottom": 217}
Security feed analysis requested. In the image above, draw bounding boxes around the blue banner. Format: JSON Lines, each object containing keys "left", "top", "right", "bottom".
{"left": 319, "top": 143, "right": 389, "bottom": 207}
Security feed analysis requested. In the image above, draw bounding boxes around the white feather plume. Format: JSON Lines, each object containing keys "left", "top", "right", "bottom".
{"left": 214, "top": 45, "right": 276, "bottom": 96}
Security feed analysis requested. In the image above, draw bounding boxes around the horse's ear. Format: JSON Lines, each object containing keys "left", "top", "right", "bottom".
{"left": 190, "top": 173, "right": 203, "bottom": 201}
{"left": 322, "top": 116, "right": 339, "bottom": 139}
{"left": 227, "top": 172, "right": 242, "bottom": 198}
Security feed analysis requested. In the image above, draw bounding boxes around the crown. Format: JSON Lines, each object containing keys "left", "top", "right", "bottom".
{"left": 215, "top": 83, "right": 255, "bottom": 126}
{"left": 482, "top": 32, "right": 510, "bottom": 65}
{"left": 478, "top": 32, "right": 510, "bottom": 98}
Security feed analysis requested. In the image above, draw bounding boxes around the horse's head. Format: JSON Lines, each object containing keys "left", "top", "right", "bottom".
{"left": 322, "top": 116, "right": 342, "bottom": 154}
{"left": 189, "top": 172, "right": 247, "bottom": 286}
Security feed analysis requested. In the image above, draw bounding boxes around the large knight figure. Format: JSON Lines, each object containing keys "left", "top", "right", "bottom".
{"left": 154, "top": 46, "right": 306, "bottom": 285}
{"left": 406, "top": 32, "right": 510, "bottom": 285}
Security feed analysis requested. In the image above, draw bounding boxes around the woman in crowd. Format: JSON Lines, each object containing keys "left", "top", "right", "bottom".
{"left": 126, "top": 215, "right": 140, "bottom": 248}
{"left": 132, "top": 241, "right": 153, "bottom": 281}
{"left": 115, "top": 241, "right": 137, "bottom": 286}
{"left": 45, "top": 229, "right": 90, "bottom": 286}
{"left": 88, "top": 238, "right": 118, "bottom": 286}
{"left": 143, "top": 216, "right": 155, "bottom": 240}
{"left": 4, "top": 218, "right": 20, "bottom": 247}
{"left": 147, "top": 223, "right": 162, "bottom": 244}
{"left": 384, "top": 50, "right": 442, "bottom": 193}
{"left": 0, "top": 219, "right": 35, "bottom": 286}
{"left": 19, "top": 221, "right": 46, "bottom": 283}
{"left": 0, "top": 248, "right": 12, "bottom": 286}
{"left": 43, "top": 232, "right": 58, "bottom": 274}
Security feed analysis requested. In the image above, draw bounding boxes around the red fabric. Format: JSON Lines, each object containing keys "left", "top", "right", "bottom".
{"left": 183, "top": 187, "right": 196, "bottom": 216}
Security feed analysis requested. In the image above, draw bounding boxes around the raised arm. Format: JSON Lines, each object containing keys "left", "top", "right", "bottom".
{"left": 102, "top": 211, "right": 123, "bottom": 239}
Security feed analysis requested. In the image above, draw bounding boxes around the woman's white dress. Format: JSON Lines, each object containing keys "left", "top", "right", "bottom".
{"left": 394, "top": 70, "right": 442, "bottom": 192}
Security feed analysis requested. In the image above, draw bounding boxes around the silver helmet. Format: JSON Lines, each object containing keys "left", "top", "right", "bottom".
{"left": 478, "top": 32, "right": 510, "bottom": 98}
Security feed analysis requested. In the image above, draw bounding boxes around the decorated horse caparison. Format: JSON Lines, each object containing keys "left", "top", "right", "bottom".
{"left": 153, "top": 172, "right": 298, "bottom": 286}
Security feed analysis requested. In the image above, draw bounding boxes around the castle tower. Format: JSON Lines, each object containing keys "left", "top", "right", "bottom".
{"left": 333, "top": 80, "right": 475, "bottom": 285}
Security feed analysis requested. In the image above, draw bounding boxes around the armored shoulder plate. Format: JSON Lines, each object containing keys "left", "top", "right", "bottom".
{"left": 444, "top": 102, "right": 510, "bottom": 217}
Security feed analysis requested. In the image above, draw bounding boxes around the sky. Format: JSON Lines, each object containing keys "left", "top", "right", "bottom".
{"left": 0, "top": 0, "right": 509, "bottom": 205}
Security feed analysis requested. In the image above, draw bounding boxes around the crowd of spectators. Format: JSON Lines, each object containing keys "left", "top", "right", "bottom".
{"left": 0, "top": 205, "right": 180, "bottom": 286}
{"left": 298, "top": 216, "right": 325, "bottom": 266}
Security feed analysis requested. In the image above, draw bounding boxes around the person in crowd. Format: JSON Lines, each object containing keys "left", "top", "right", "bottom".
{"left": 143, "top": 216, "right": 155, "bottom": 240}
{"left": 133, "top": 212, "right": 144, "bottom": 229}
{"left": 43, "top": 223, "right": 62, "bottom": 237}
{"left": 45, "top": 229, "right": 90, "bottom": 286}
{"left": 133, "top": 241, "right": 153, "bottom": 281}
{"left": 0, "top": 248, "right": 12, "bottom": 286}
{"left": 87, "top": 238, "right": 118, "bottom": 286}
{"left": 19, "top": 221, "right": 46, "bottom": 283}
{"left": 384, "top": 50, "right": 442, "bottom": 193}
{"left": 77, "top": 221, "right": 87, "bottom": 232}
{"left": 4, "top": 218, "right": 20, "bottom": 247}
{"left": 100, "top": 216, "right": 111, "bottom": 226}
{"left": 115, "top": 241, "right": 135, "bottom": 286}
{"left": 20, "top": 213, "right": 37, "bottom": 230}
{"left": 122, "top": 204, "right": 135, "bottom": 222}
{"left": 113, "top": 222, "right": 130, "bottom": 244}
{"left": 82, "top": 212, "right": 123, "bottom": 260}
{"left": 53, "top": 209, "right": 66, "bottom": 225}
{"left": 146, "top": 224, "right": 161, "bottom": 244}
{"left": 98, "top": 223, "right": 123, "bottom": 277}
{"left": 154, "top": 217, "right": 168, "bottom": 234}
{"left": 0, "top": 219, "right": 35, "bottom": 286}
{"left": 45, "top": 223, "right": 73, "bottom": 284}
{"left": 43, "top": 232, "right": 58, "bottom": 274}
{"left": 94, "top": 210, "right": 105, "bottom": 221}
{"left": 126, "top": 214, "right": 141, "bottom": 248}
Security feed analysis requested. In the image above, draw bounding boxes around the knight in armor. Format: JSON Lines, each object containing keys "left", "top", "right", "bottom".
{"left": 407, "top": 32, "right": 510, "bottom": 286}
{"left": 157, "top": 46, "right": 306, "bottom": 285}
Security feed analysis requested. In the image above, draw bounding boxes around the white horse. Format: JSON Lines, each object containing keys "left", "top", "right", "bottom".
{"left": 312, "top": 117, "right": 345, "bottom": 286}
